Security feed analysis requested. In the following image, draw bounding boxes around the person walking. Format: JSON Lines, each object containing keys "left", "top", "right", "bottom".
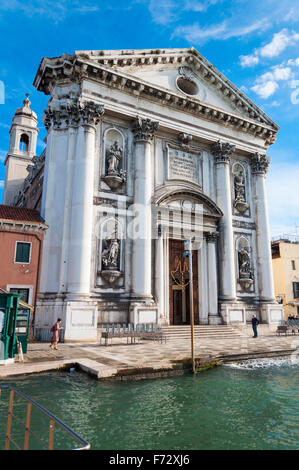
{"left": 50, "top": 318, "right": 63, "bottom": 350}
{"left": 251, "top": 314, "right": 259, "bottom": 338}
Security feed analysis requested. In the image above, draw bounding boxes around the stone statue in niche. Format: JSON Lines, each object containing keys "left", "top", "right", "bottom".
{"left": 107, "top": 141, "right": 123, "bottom": 175}
{"left": 103, "top": 140, "right": 126, "bottom": 191}
{"left": 233, "top": 166, "right": 249, "bottom": 214}
{"left": 101, "top": 238, "right": 122, "bottom": 285}
{"left": 102, "top": 238, "right": 120, "bottom": 270}
{"left": 238, "top": 247, "right": 254, "bottom": 291}
{"left": 234, "top": 170, "right": 246, "bottom": 202}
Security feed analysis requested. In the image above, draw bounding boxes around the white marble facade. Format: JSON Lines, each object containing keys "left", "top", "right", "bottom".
{"left": 32, "top": 48, "right": 284, "bottom": 340}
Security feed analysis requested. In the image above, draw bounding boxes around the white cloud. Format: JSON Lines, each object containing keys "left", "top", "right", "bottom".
{"left": 172, "top": 18, "right": 269, "bottom": 44}
{"left": 240, "top": 29, "right": 299, "bottom": 68}
{"left": 172, "top": 21, "right": 227, "bottom": 43}
{"left": 240, "top": 54, "right": 259, "bottom": 68}
{"left": 0, "top": 0, "right": 101, "bottom": 22}
{"left": 251, "top": 65, "right": 293, "bottom": 98}
{"left": 183, "top": 0, "right": 221, "bottom": 12}
{"left": 0, "top": 180, "right": 4, "bottom": 189}
{"left": 260, "top": 29, "right": 297, "bottom": 58}
{"left": 148, "top": 0, "right": 221, "bottom": 24}
{"left": 0, "top": 150, "right": 7, "bottom": 162}
{"left": 252, "top": 81, "right": 279, "bottom": 99}
{"left": 148, "top": 0, "right": 178, "bottom": 25}
{"left": 288, "top": 57, "right": 299, "bottom": 66}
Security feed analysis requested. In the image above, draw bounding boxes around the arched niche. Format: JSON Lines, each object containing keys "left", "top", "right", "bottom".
{"left": 98, "top": 217, "right": 124, "bottom": 283}
{"left": 236, "top": 236, "right": 254, "bottom": 291}
{"left": 102, "top": 128, "right": 126, "bottom": 191}
{"left": 232, "top": 162, "right": 249, "bottom": 215}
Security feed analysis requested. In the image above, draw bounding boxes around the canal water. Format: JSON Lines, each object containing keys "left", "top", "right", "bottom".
{"left": 0, "top": 357, "right": 298, "bottom": 450}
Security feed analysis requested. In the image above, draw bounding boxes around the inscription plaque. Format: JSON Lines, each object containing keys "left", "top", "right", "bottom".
{"left": 167, "top": 146, "right": 201, "bottom": 185}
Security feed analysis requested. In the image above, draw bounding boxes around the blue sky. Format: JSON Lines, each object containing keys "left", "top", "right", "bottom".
{"left": 0, "top": 0, "right": 298, "bottom": 237}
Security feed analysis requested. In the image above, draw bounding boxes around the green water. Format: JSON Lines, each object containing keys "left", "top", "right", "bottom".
{"left": 0, "top": 358, "right": 298, "bottom": 450}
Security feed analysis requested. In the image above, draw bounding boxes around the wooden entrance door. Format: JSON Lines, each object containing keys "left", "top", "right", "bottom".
{"left": 169, "top": 239, "right": 199, "bottom": 325}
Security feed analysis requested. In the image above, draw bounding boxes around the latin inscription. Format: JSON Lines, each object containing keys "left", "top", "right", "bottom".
{"left": 168, "top": 147, "right": 200, "bottom": 184}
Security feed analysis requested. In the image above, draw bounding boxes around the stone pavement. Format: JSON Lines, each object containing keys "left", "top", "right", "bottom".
{"left": 0, "top": 333, "right": 298, "bottom": 380}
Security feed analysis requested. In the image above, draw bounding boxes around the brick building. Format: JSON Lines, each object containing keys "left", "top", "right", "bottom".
{"left": 0, "top": 205, "right": 47, "bottom": 308}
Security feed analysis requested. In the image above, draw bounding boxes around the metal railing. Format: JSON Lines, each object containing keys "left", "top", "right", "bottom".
{"left": 0, "top": 386, "right": 90, "bottom": 450}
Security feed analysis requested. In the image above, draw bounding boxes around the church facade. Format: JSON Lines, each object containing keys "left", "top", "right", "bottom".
{"left": 4, "top": 48, "right": 284, "bottom": 340}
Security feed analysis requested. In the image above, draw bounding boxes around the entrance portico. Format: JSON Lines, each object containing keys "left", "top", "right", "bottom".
{"left": 154, "top": 186, "right": 223, "bottom": 326}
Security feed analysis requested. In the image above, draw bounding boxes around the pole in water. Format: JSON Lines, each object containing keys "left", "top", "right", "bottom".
{"left": 188, "top": 237, "right": 196, "bottom": 374}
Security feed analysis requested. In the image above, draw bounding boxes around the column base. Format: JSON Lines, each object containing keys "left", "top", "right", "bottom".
{"left": 34, "top": 294, "right": 98, "bottom": 342}
{"left": 129, "top": 301, "right": 159, "bottom": 326}
{"left": 260, "top": 303, "right": 284, "bottom": 324}
{"left": 208, "top": 314, "right": 223, "bottom": 325}
{"left": 219, "top": 300, "right": 284, "bottom": 325}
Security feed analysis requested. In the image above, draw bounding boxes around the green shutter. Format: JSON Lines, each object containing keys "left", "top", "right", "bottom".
{"left": 15, "top": 242, "right": 30, "bottom": 263}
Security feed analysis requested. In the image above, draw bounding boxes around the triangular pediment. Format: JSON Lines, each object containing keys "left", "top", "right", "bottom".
{"left": 72, "top": 47, "right": 277, "bottom": 128}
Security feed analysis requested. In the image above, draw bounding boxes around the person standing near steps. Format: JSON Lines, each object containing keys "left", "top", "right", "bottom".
{"left": 251, "top": 314, "right": 259, "bottom": 338}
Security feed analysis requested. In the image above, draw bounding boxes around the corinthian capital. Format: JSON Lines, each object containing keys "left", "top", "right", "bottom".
{"left": 133, "top": 116, "right": 159, "bottom": 142}
{"left": 43, "top": 100, "right": 104, "bottom": 130}
{"left": 211, "top": 140, "right": 235, "bottom": 164}
{"left": 250, "top": 153, "right": 270, "bottom": 175}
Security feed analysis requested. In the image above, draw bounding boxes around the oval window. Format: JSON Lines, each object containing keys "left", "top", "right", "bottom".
{"left": 176, "top": 77, "right": 199, "bottom": 96}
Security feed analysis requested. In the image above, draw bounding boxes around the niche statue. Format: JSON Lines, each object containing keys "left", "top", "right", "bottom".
{"left": 102, "top": 239, "right": 120, "bottom": 270}
{"left": 103, "top": 141, "right": 126, "bottom": 191}
{"left": 233, "top": 168, "right": 249, "bottom": 214}
{"left": 238, "top": 247, "right": 254, "bottom": 291}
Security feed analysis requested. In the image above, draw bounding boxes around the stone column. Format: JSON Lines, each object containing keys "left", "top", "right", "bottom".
{"left": 251, "top": 153, "right": 275, "bottom": 302}
{"left": 211, "top": 141, "right": 236, "bottom": 301}
{"left": 131, "top": 116, "right": 159, "bottom": 299}
{"left": 67, "top": 102, "right": 104, "bottom": 295}
{"left": 155, "top": 226, "right": 165, "bottom": 321}
{"left": 206, "top": 232, "right": 221, "bottom": 324}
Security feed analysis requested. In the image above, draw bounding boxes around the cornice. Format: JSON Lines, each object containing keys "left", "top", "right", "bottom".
{"left": 0, "top": 219, "right": 48, "bottom": 233}
{"left": 33, "top": 51, "right": 278, "bottom": 147}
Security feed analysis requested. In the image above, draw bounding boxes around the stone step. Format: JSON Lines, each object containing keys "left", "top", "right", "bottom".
{"left": 161, "top": 325, "right": 244, "bottom": 340}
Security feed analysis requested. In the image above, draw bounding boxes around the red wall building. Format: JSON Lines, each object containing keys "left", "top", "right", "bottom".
{"left": 0, "top": 205, "right": 48, "bottom": 307}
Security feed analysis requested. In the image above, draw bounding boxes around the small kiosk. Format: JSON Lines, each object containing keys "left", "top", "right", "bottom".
{"left": 0, "top": 293, "right": 32, "bottom": 365}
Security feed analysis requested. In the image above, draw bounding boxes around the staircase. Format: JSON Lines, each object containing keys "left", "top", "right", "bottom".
{"left": 161, "top": 325, "right": 245, "bottom": 341}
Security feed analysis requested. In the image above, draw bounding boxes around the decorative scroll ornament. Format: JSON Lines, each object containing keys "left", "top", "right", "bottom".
{"left": 178, "top": 66, "right": 197, "bottom": 83}
{"left": 178, "top": 132, "right": 193, "bottom": 148}
{"left": 133, "top": 116, "right": 159, "bottom": 142}
{"left": 43, "top": 100, "right": 104, "bottom": 130}
{"left": 211, "top": 140, "right": 235, "bottom": 163}
{"left": 238, "top": 247, "right": 254, "bottom": 291}
{"left": 250, "top": 153, "right": 270, "bottom": 174}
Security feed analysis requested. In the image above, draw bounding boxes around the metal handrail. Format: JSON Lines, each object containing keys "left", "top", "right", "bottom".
{"left": 0, "top": 385, "right": 90, "bottom": 450}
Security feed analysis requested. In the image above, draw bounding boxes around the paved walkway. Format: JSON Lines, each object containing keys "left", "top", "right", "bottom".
{"left": 1, "top": 333, "right": 298, "bottom": 380}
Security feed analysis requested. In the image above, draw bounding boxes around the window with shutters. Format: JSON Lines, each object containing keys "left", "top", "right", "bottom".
{"left": 14, "top": 242, "right": 31, "bottom": 263}
{"left": 293, "top": 282, "right": 299, "bottom": 299}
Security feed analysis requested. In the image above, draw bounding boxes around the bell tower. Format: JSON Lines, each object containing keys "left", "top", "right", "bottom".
{"left": 3, "top": 94, "right": 38, "bottom": 205}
